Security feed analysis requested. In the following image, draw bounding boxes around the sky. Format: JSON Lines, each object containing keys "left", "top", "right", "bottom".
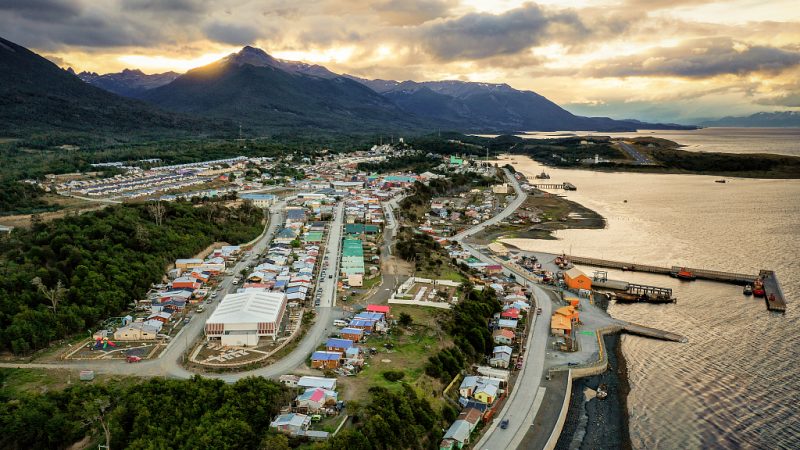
{"left": 1, "top": 0, "right": 799, "bottom": 124}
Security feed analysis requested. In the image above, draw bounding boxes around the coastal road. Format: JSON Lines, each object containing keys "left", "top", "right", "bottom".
{"left": 618, "top": 141, "right": 652, "bottom": 165}
{"left": 475, "top": 284, "right": 554, "bottom": 450}
{"left": 452, "top": 168, "right": 527, "bottom": 242}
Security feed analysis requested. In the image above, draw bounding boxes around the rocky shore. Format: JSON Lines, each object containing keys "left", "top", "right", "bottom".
{"left": 554, "top": 333, "right": 632, "bottom": 450}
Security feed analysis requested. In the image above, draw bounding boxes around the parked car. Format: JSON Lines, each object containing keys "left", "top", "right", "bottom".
{"left": 197, "top": 307, "right": 205, "bottom": 313}
{"left": 536, "top": 308, "right": 542, "bottom": 315}
{"left": 500, "top": 419, "right": 509, "bottom": 429}
{"left": 126, "top": 355, "right": 142, "bottom": 363}
{"left": 328, "top": 275, "right": 333, "bottom": 279}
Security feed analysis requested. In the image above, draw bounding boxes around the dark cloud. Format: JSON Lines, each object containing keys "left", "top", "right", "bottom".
{"left": 203, "top": 22, "right": 260, "bottom": 46}
{"left": 588, "top": 38, "right": 800, "bottom": 78}
{"left": 418, "top": 3, "right": 585, "bottom": 61}
{"left": 121, "top": 0, "right": 208, "bottom": 13}
{"left": 0, "top": 0, "right": 81, "bottom": 20}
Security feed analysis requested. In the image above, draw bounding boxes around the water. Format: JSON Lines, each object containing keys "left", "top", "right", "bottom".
{"left": 501, "top": 155, "right": 800, "bottom": 449}
{"left": 478, "top": 127, "right": 800, "bottom": 157}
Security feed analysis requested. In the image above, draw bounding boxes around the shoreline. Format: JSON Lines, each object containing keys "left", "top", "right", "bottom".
{"left": 554, "top": 332, "right": 632, "bottom": 450}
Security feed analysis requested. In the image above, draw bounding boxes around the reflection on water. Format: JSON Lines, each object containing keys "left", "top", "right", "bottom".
{"left": 502, "top": 155, "right": 800, "bottom": 449}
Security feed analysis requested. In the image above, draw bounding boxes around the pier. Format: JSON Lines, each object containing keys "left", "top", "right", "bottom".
{"left": 622, "top": 322, "right": 687, "bottom": 343}
{"left": 760, "top": 270, "right": 787, "bottom": 313}
{"left": 627, "top": 283, "right": 674, "bottom": 301}
{"left": 567, "top": 255, "right": 787, "bottom": 312}
{"left": 531, "top": 182, "right": 576, "bottom": 190}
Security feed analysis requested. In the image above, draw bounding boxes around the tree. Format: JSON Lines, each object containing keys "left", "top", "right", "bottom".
{"left": 398, "top": 312, "right": 413, "bottom": 327}
{"left": 146, "top": 200, "right": 166, "bottom": 226}
{"left": 31, "top": 276, "right": 67, "bottom": 314}
{"left": 82, "top": 396, "right": 112, "bottom": 450}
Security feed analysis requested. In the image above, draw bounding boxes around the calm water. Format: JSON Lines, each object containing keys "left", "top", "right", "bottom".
{"left": 502, "top": 155, "right": 800, "bottom": 449}
{"left": 479, "top": 127, "right": 800, "bottom": 157}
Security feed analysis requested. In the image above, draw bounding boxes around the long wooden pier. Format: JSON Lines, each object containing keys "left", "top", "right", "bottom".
{"left": 568, "top": 255, "right": 787, "bottom": 312}
{"left": 531, "top": 182, "right": 577, "bottom": 191}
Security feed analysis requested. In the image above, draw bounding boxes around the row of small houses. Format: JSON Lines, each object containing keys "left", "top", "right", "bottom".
{"left": 310, "top": 304, "right": 390, "bottom": 372}
{"left": 110, "top": 246, "right": 242, "bottom": 341}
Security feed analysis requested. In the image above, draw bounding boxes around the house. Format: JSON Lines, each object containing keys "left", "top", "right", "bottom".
{"left": 340, "top": 327, "right": 364, "bottom": 342}
{"left": 440, "top": 420, "right": 471, "bottom": 449}
{"left": 114, "top": 322, "right": 159, "bottom": 341}
{"left": 497, "top": 319, "right": 518, "bottom": 330}
{"left": 296, "top": 388, "right": 338, "bottom": 412}
{"left": 555, "top": 305, "right": 579, "bottom": 322}
{"left": 474, "top": 383, "right": 498, "bottom": 404}
{"left": 311, "top": 351, "right": 342, "bottom": 369}
{"left": 297, "top": 376, "right": 337, "bottom": 390}
{"left": 175, "top": 258, "right": 203, "bottom": 270}
{"left": 172, "top": 276, "right": 201, "bottom": 290}
{"left": 270, "top": 413, "right": 311, "bottom": 435}
{"left": 492, "top": 329, "right": 515, "bottom": 345}
{"left": 348, "top": 319, "right": 376, "bottom": 333}
{"left": 459, "top": 376, "right": 502, "bottom": 401}
{"left": 326, "top": 338, "right": 354, "bottom": 353}
{"left": 457, "top": 407, "right": 483, "bottom": 430}
{"left": 147, "top": 312, "right": 172, "bottom": 324}
{"left": 366, "top": 304, "right": 390, "bottom": 315}
{"left": 564, "top": 267, "right": 592, "bottom": 291}
{"left": 550, "top": 314, "right": 573, "bottom": 336}
{"left": 501, "top": 308, "right": 520, "bottom": 320}
{"left": 490, "top": 345, "right": 513, "bottom": 368}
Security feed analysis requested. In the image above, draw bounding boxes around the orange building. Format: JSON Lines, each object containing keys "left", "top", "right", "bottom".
{"left": 555, "top": 305, "right": 579, "bottom": 322}
{"left": 563, "top": 268, "right": 592, "bottom": 291}
{"left": 550, "top": 314, "right": 573, "bottom": 336}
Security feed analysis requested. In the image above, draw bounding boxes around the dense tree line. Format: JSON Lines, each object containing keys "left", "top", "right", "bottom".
{"left": 0, "top": 375, "right": 292, "bottom": 450}
{"left": 0, "top": 181, "right": 57, "bottom": 215}
{"left": 0, "top": 201, "right": 264, "bottom": 354}
{"left": 425, "top": 287, "right": 501, "bottom": 382}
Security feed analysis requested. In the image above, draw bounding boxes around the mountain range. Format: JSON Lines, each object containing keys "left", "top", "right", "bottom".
{"left": 2, "top": 37, "right": 698, "bottom": 137}
{"left": 0, "top": 36, "right": 225, "bottom": 138}
{"left": 699, "top": 111, "right": 800, "bottom": 128}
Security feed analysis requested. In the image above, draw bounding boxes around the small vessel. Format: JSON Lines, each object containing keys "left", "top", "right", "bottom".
{"left": 743, "top": 284, "right": 753, "bottom": 296}
{"left": 753, "top": 279, "right": 765, "bottom": 297}
{"left": 715, "top": 179, "right": 727, "bottom": 183}
{"left": 673, "top": 267, "right": 697, "bottom": 281}
{"left": 596, "top": 383, "right": 608, "bottom": 400}
{"left": 535, "top": 172, "right": 551, "bottom": 179}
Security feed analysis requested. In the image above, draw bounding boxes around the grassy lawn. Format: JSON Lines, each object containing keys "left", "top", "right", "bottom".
{"left": 337, "top": 305, "right": 452, "bottom": 409}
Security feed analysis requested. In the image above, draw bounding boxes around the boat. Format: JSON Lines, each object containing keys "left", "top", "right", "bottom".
{"left": 743, "top": 284, "right": 753, "bottom": 296}
{"left": 672, "top": 267, "right": 697, "bottom": 281}
{"left": 753, "top": 279, "right": 765, "bottom": 297}
{"left": 715, "top": 179, "right": 727, "bottom": 183}
{"left": 535, "top": 172, "right": 551, "bottom": 179}
{"left": 596, "top": 383, "right": 608, "bottom": 400}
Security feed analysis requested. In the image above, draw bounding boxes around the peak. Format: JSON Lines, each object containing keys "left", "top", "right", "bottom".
{"left": 225, "top": 46, "right": 278, "bottom": 68}
{"left": 121, "top": 68, "right": 144, "bottom": 75}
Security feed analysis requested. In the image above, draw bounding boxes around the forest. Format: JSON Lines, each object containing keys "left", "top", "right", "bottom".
{"left": 0, "top": 181, "right": 57, "bottom": 216}
{"left": 0, "top": 201, "right": 264, "bottom": 354}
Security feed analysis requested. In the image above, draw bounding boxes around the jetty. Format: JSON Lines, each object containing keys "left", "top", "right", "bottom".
{"left": 622, "top": 322, "right": 687, "bottom": 343}
{"left": 531, "top": 182, "right": 576, "bottom": 191}
{"left": 568, "top": 255, "right": 787, "bottom": 312}
{"left": 760, "top": 270, "right": 787, "bottom": 313}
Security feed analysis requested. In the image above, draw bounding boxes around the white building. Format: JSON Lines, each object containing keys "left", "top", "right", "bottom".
{"left": 204, "top": 290, "right": 287, "bottom": 346}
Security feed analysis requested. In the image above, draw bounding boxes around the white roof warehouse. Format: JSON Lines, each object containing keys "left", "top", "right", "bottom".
{"left": 205, "top": 290, "right": 287, "bottom": 346}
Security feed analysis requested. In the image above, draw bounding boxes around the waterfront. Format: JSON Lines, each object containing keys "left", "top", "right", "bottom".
{"left": 503, "top": 154, "right": 800, "bottom": 449}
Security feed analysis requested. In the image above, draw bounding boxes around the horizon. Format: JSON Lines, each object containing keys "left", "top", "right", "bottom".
{"left": 1, "top": 0, "right": 799, "bottom": 123}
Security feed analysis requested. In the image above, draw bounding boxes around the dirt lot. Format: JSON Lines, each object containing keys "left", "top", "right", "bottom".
{"left": 0, "top": 194, "right": 106, "bottom": 228}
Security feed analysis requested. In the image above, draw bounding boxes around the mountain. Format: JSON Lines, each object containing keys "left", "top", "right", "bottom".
{"left": 348, "top": 76, "right": 695, "bottom": 132}
{"left": 78, "top": 68, "right": 179, "bottom": 98}
{"left": 0, "top": 36, "right": 225, "bottom": 138}
{"left": 140, "top": 46, "right": 421, "bottom": 132}
{"left": 699, "top": 111, "right": 800, "bottom": 128}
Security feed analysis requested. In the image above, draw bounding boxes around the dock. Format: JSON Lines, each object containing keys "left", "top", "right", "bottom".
{"left": 568, "top": 255, "right": 787, "bottom": 312}
{"left": 760, "top": 270, "right": 787, "bottom": 313}
{"left": 531, "top": 182, "right": 576, "bottom": 191}
{"left": 622, "top": 322, "right": 687, "bottom": 343}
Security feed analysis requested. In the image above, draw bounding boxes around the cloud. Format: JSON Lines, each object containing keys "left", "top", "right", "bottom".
{"left": 587, "top": 38, "right": 800, "bottom": 78}
{"left": 418, "top": 3, "right": 586, "bottom": 61}
{"left": 372, "top": 0, "right": 456, "bottom": 25}
{"left": 0, "top": 0, "right": 81, "bottom": 20}
{"left": 203, "top": 22, "right": 261, "bottom": 45}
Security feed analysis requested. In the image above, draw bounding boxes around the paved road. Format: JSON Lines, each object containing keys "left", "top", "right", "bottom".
{"left": 318, "top": 201, "right": 344, "bottom": 308}
{"left": 618, "top": 141, "right": 652, "bottom": 165}
{"left": 453, "top": 168, "right": 527, "bottom": 242}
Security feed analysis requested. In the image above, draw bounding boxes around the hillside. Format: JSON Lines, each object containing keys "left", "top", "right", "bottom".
{"left": 0, "top": 36, "right": 225, "bottom": 139}
{"left": 140, "top": 47, "right": 423, "bottom": 133}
